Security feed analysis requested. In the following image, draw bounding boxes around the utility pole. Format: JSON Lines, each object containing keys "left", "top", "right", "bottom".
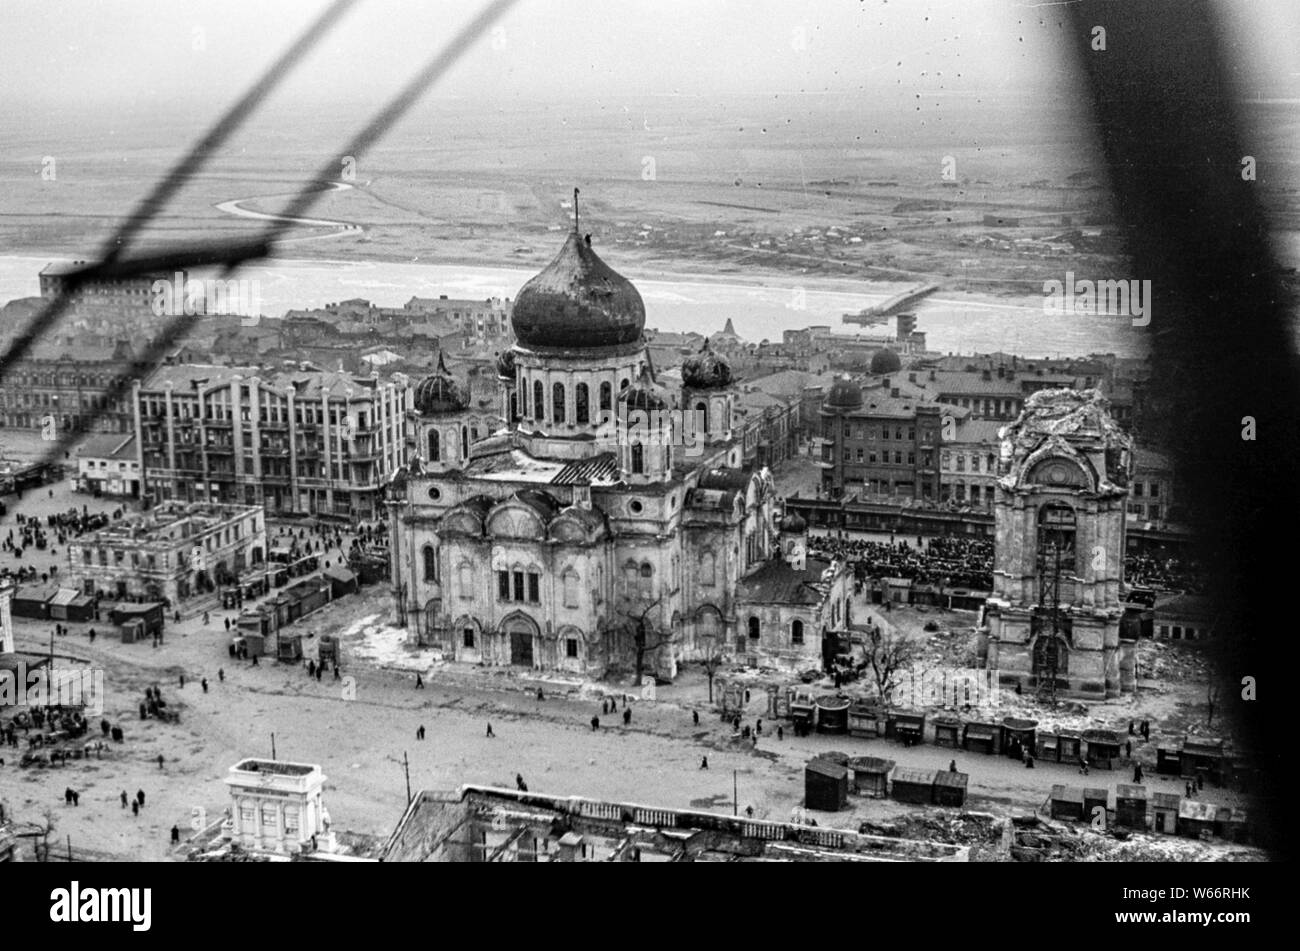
{"left": 270, "top": 733, "right": 276, "bottom": 761}
{"left": 403, "top": 752, "right": 412, "bottom": 804}
{"left": 733, "top": 770, "right": 738, "bottom": 817}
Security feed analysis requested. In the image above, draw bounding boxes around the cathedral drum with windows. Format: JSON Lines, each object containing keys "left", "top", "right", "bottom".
{"left": 387, "top": 204, "right": 838, "bottom": 681}
{"left": 981, "top": 388, "right": 1135, "bottom": 700}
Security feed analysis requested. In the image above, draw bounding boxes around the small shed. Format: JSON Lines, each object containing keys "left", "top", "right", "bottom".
{"left": 48, "top": 588, "right": 95, "bottom": 622}
{"left": 815, "top": 695, "right": 850, "bottom": 734}
{"left": 932, "top": 770, "right": 969, "bottom": 808}
{"left": 1035, "top": 731, "right": 1060, "bottom": 762}
{"left": 12, "top": 584, "right": 58, "bottom": 620}
{"left": 848, "top": 700, "right": 885, "bottom": 738}
{"left": 1180, "top": 737, "right": 1226, "bottom": 785}
{"left": 891, "top": 766, "right": 937, "bottom": 805}
{"left": 891, "top": 710, "right": 926, "bottom": 746}
{"left": 848, "top": 756, "right": 894, "bottom": 798}
{"left": 932, "top": 715, "right": 961, "bottom": 748}
{"left": 963, "top": 721, "right": 999, "bottom": 755}
{"left": 805, "top": 759, "right": 849, "bottom": 812}
{"left": 1156, "top": 744, "right": 1182, "bottom": 776}
{"left": 318, "top": 635, "right": 340, "bottom": 667}
{"left": 323, "top": 565, "right": 359, "bottom": 599}
{"left": 1115, "top": 784, "right": 1148, "bottom": 829}
{"left": 1084, "top": 729, "right": 1122, "bottom": 769}
{"left": 1083, "top": 787, "right": 1109, "bottom": 823}
{"left": 277, "top": 634, "right": 303, "bottom": 663}
{"left": 1176, "top": 799, "right": 1218, "bottom": 839}
{"left": 1001, "top": 717, "right": 1038, "bottom": 759}
{"left": 1215, "top": 807, "right": 1250, "bottom": 844}
{"left": 1049, "top": 785, "right": 1085, "bottom": 821}
{"left": 109, "top": 602, "right": 165, "bottom": 641}
{"left": 1057, "top": 731, "right": 1082, "bottom": 763}
{"left": 1151, "top": 792, "right": 1181, "bottom": 834}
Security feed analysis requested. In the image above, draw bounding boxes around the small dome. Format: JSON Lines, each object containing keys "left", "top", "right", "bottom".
{"left": 681, "top": 338, "right": 733, "bottom": 390}
{"left": 413, "top": 353, "right": 467, "bottom": 415}
{"left": 779, "top": 511, "right": 807, "bottom": 533}
{"left": 511, "top": 228, "right": 645, "bottom": 350}
{"left": 870, "top": 347, "right": 902, "bottom": 375}
{"left": 620, "top": 363, "right": 671, "bottom": 412}
{"left": 495, "top": 349, "right": 516, "bottom": 381}
{"left": 824, "top": 376, "right": 863, "bottom": 411}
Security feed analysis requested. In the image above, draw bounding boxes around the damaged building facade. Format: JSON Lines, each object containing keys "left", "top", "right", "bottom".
{"left": 980, "top": 389, "right": 1135, "bottom": 699}
{"left": 388, "top": 211, "right": 845, "bottom": 680}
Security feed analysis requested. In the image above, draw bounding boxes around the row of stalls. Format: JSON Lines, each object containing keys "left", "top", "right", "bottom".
{"left": 804, "top": 754, "right": 969, "bottom": 812}
{"left": 12, "top": 585, "right": 95, "bottom": 622}
{"left": 231, "top": 574, "right": 347, "bottom": 660}
{"left": 1048, "top": 783, "right": 1251, "bottom": 841}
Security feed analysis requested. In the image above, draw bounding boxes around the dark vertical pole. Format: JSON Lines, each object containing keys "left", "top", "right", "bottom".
{"left": 270, "top": 733, "right": 276, "bottom": 761}
{"left": 733, "top": 770, "right": 738, "bottom": 816}
{"left": 403, "top": 751, "right": 412, "bottom": 804}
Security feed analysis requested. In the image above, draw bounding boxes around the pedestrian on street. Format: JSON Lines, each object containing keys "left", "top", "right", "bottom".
{"left": 157, "top": 754, "right": 164, "bottom": 769}
{"left": 700, "top": 756, "right": 708, "bottom": 770}
{"left": 756, "top": 719, "right": 762, "bottom": 735}
{"left": 203, "top": 612, "right": 209, "bottom": 625}
{"left": 516, "top": 773, "right": 526, "bottom": 791}
{"left": 137, "top": 789, "right": 146, "bottom": 807}
{"left": 1128, "top": 719, "right": 1135, "bottom": 736}
{"left": 171, "top": 825, "right": 180, "bottom": 845}
{"left": 224, "top": 618, "right": 231, "bottom": 631}
{"left": 201, "top": 678, "right": 208, "bottom": 693}
{"left": 692, "top": 710, "right": 699, "bottom": 726}
{"left": 315, "top": 667, "right": 322, "bottom": 682}
{"left": 89, "top": 628, "right": 96, "bottom": 644}
{"left": 486, "top": 723, "right": 495, "bottom": 738}
{"left": 949, "top": 759, "right": 958, "bottom": 773}
{"left": 777, "top": 725, "right": 784, "bottom": 741}
{"left": 132, "top": 801, "right": 139, "bottom": 817}
{"left": 334, "top": 666, "right": 340, "bottom": 681}
{"left": 179, "top": 673, "right": 185, "bottom": 688}
{"left": 590, "top": 715, "right": 600, "bottom": 731}
{"left": 218, "top": 668, "right": 224, "bottom": 683}
{"left": 745, "top": 806, "right": 754, "bottom": 819}
{"left": 415, "top": 673, "right": 424, "bottom": 689}
{"left": 536, "top": 687, "right": 545, "bottom": 701}
{"left": 622, "top": 708, "right": 631, "bottom": 726}
{"left": 120, "top": 790, "right": 128, "bottom": 808}
{"left": 1125, "top": 740, "right": 1132, "bottom": 758}
{"left": 1134, "top": 763, "right": 1143, "bottom": 783}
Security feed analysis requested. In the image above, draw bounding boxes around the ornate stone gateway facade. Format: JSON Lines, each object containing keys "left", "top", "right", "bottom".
{"left": 982, "top": 389, "right": 1135, "bottom": 699}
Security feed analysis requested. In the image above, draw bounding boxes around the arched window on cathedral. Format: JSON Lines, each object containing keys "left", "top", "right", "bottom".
{"left": 553, "top": 382, "right": 566, "bottom": 424}
{"left": 748, "top": 616, "right": 760, "bottom": 640}
{"left": 519, "top": 377, "right": 528, "bottom": 416}
{"left": 791, "top": 619, "right": 804, "bottom": 645}
{"left": 639, "top": 563, "right": 654, "bottom": 600}
{"left": 620, "top": 377, "right": 630, "bottom": 392}
{"left": 575, "top": 383, "right": 589, "bottom": 424}
{"left": 422, "top": 545, "right": 437, "bottom": 583}
{"left": 562, "top": 569, "right": 580, "bottom": 608}
{"left": 695, "top": 400, "right": 708, "bottom": 435}
{"left": 700, "top": 551, "right": 716, "bottom": 587}
{"left": 427, "top": 429, "right": 439, "bottom": 462}
{"left": 533, "top": 380, "right": 544, "bottom": 421}
{"left": 599, "top": 381, "right": 612, "bottom": 413}
{"left": 631, "top": 442, "right": 644, "bottom": 474}
{"left": 461, "top": 425, "right": 469, "bottom": 460}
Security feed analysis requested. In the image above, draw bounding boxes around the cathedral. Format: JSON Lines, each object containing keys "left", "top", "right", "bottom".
{"left": 387, "top": 209, "right": 845, "bottom": 681}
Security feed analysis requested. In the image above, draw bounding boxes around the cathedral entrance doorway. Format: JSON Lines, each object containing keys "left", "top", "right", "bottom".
{"left": 503, "top": 613, "right": 538, "bottom": 668}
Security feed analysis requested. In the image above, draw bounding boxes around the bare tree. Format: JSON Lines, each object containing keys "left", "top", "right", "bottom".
{"left": 617, "top": 596, "right": 667, "bottom": 687}
{"left": 862, "top": 622, "right": 925, "bottom": 706}
{"left": 699, "top": 632, "right": 725, "bottom": 703}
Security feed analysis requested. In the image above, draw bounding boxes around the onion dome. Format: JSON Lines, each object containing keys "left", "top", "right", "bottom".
{"left": 412, "top": 352, "right": 467, "bottom": 415}
{"left": 495, "top": 349, "right": 516, "bottom": 381}
{"left": 779, "top": 510, "right": 807, "bottom": 533}
{"left": 870, "top": 347, "right": 902, "bottom": 375}
{"left": 620, "top": 362, "right": 671, "bottom": 413}
{"left": 824, "top": 375, "right": 863, "bottom": 411}
{"left": 681, "top": 338, "right": 733, "bottom": 390}
{"left": 511, "top": 229, "right": 645, "bottom": 350}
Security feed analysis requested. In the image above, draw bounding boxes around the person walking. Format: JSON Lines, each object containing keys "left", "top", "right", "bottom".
{"left": 157, "top": 754, "right": 164, "bottom": 770}
{"left": 1125, "top": 740, "right": 1132, "bottom": 758}
{"left": 171, "top": 825, "right": 180, "bottom": 845}
{"left": 120, "top": 790, "right": 128, "bottom": 808}
{"left": 622, "top": 708, "right": 631, "bottom": 726}
{"left": 700, "top": 756, "right": 709, "bottom": 769}
{"left": 777, "top": 725, "right": 784, "bottom": 741}
{"left": 415, "top": 673, "right": 424, "bottom": 689}
{"left": 485, "top": 723, "right": 495, "bottom": 738}
{"left": 137, "top": 789, "right": 146, "bottom": 807}
{"left": 201, "top": 678, "right": 208, "bottom": 693}
{"left": 1133, "top": 763, "right": 1143, "bottom": 783}
{"left": 131, "top": 800, "right": 139, "bottom": 817}
{"left": 949, "top": 759, "right": 958, "bottom": 773}
{"left": 692, "top": 710, "right": 699, "bottom": 726}
{"left": 218, "top": 668, "right": 224, "bottom": 683}
{"left": 590, "top": 715, "right": 600, "bottom": 731}
{"left": 516, "top": 773, "right": 527, "bottom": 791}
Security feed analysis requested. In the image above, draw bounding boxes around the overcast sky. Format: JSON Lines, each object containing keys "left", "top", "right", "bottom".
{"left": 2, "top": 0, "right": 1296, "bottom": 113}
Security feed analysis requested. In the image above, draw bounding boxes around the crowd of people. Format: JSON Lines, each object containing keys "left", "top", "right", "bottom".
{"left": 1124, "top": 553, "right": 1207, "bottom": 594}
{"left": 809, "top": 534, "right": 995, "bottom": 591}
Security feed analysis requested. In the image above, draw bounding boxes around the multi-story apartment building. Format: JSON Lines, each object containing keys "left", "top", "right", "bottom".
{"left": 0, "top": 337, "right": 136, "bottom": 435}
{"left": 404, "top": 295, "right": 513, "bottom": 346}
{"left": 135, "top": 365, "right": 409, "bottom": 521}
